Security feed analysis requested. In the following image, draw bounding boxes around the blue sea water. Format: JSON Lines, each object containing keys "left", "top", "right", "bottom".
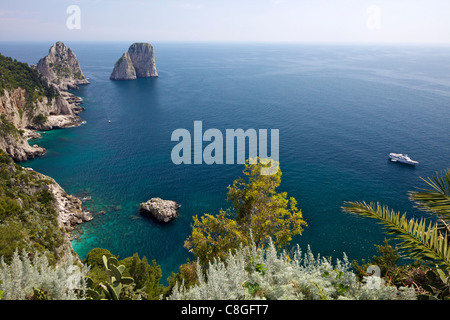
{"left": 1, "top": 42, "right": 450, "bottom": 281}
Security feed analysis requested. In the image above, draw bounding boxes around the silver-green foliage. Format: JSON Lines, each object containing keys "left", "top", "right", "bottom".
{"left": 0, "top": 248, "right": 88, "bottom": 300}
{"left": 168, "top": 241, "right": 417, "bottom": 300}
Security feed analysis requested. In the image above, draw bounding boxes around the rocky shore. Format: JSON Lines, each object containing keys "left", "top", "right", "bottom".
{"left": 32, "top": 169, "right": 93, "bottom": 233}
{"left": 0, "top": 42, "right": 93, "bottom": 245}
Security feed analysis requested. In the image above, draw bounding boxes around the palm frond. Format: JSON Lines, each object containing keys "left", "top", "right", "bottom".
{"left": 342, "top": 201, "right": 450, "bottom": 270}
{"left": 409, "top": 169, "right": 450, "bottom": 220}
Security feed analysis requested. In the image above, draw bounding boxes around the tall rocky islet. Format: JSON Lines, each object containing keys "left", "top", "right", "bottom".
{"left": 0, "top": 42, "right": 89, "bottom": 161}
{"left": 110, "top": 43, "right": 158, "bottom": 80}
{"left": 36, "top": 41, "right": 90, "bottom": 91}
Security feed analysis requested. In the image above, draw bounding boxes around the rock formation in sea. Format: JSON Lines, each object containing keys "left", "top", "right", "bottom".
{"left": 140, "top": 198, "right": 180, "bottom": 223}
{"left": 0, "top": 42, "right": 88, "bottom": 161}
{"left": 110, "top": 52, "right": 136, "bottom": 80}
{"left": 36, "top": 41, "right": 90, "bottom": 91}
{"left": 110, "top": 43, "right": 158, "bottom": 80}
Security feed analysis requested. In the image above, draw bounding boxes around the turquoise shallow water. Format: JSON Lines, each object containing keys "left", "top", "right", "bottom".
{"left": 1, "top": 42, "right": 450, "bottom": 281}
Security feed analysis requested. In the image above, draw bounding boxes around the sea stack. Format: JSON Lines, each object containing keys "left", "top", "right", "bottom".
{"left": 139, "top": 198, "right": 179, "bottom": 223}
{"left": 110, "top": 52, "right": 136, "bottom": 80}
{"left": 36, "top": 41, "right": 90, "bottom": 90}
{"left": 110, "top": 43, "right": 158, "bottom": 80}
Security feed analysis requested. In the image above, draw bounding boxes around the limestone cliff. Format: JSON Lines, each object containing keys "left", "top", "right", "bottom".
{"left": 41, "top": 170, "right": 93, "bottom": 233}
{"left": 0, "top": 43, "right": 93, "bottom": 261}
{"left": 0, "top": 87, "right": 83, "bottom": 131}
{"left": 0, "top": 43, "right": 87, "bottom": 161}
{"left": 36, "top": 41, "right": 90, "bottom": 91}
{"left": 0, "top": 150, "right": 91, "bottom": 263}
{"left": 110, "top": 43, "right": 158, "bottom": 80}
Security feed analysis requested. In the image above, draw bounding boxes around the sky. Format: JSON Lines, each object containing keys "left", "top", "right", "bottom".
{"left": 1, "top": 0, "right": 450, "bottom": 44}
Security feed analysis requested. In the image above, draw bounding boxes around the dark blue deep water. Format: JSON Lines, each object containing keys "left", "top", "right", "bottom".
{"left": 1, "top": 42, "right": 450, "bottom": 281}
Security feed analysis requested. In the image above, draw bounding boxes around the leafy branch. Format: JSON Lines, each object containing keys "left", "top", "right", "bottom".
{"left": 342, "top": 201, "right": 450, "bottom": 270}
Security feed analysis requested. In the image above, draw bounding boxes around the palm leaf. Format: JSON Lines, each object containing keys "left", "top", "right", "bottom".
{"left": 342, "top": 201, "right": 450, "bottom": 269}
{"left": 409, "top": 169, "right": 450, "bottom": 220}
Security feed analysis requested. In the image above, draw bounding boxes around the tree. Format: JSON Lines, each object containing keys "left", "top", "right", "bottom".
{"left": 342, "top": 169, "right": 450, "bottom": 270}
{"left": 185, "top": 159, "right": 307, "bottom": 265}
{"left": 32, "top": 113, "right": 47, "bottom": 128}
{"left": 227, "top": 159, "right": 306, "bottom": 249}
{"left": 185, "top": 210, "right": 246, "bottom": 265}
{"left": 409, "top": 169, "right": 450, "bottom": 219}
{"left": 128, "top": 253, "right": 149, "bottom": 290}
{"left": 125, "top": 253, "right": 163, "bottom": 300}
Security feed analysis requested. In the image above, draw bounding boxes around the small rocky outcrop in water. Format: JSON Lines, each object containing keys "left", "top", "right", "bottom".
{"left": 110, "top": 43, "right": 158, "bottom": 80}
{"left": 140, "top": 198, "right": 179, "bottom": 223}
{"left": 36, "top": 41, "right": 90, "bottom": 91}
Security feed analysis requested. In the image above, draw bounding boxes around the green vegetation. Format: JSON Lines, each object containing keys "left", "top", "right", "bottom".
{"left": 343, "top": 169, "right": 450, "bottom": 299}
{"left": 185, "top": 159, "right": 307, "bottom": 265}
{"left": 0, "top": 150, "right": 66, "bottom": 264}
{"left": 0, "top": 248, "right": 87, "bottom": 300}
{"left": 168, "top": 240, "right": 417, "bottom": 300}
{"left": 85, "top": 255, "right": 134, "bottom": 300}
{"left": 0, "top": 53, "right": 58, "bottom": 106}
{"left": 0, "top": 143, "right": 450, "bottom": 300}
{"left": 32, "top": 113, "right": 47, "bottom": 127}
{"left": 343, "top": 169, "right": 450, "bottom": 269}
{"left": 0, "top": 115, "right": 21, "bottom": 138}
{"left": 83, "top": 248, "right": 165, "bottom": 300}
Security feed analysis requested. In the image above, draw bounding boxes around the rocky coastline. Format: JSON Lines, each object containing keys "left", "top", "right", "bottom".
{"left": 32, "top": 168, "right": 93, "bottom": 233}
{"left": 1, "top": 41, "right": 168, "bottom": 261}
{"left": 0, "top": 42, "right": 93, "bottom": 250}
{"left": 0, "top": 42, "right": 88, "bottom": 162}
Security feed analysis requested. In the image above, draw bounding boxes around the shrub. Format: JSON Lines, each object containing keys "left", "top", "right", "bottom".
{"left": 168, "top": 240, "right": 417, "bottom": 300}
{"left": 0, "top": 248, "right": 88, "bottom": 300}
{"left": 32, "top": 113, "right": 47, "bottom": 127}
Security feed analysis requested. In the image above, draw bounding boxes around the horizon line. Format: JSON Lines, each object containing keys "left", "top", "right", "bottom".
{"left": 1, "top": 39, "right": 450, "bottom": 47}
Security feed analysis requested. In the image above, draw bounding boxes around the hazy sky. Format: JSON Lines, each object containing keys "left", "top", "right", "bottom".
{"left": 1, "top": 0, "right": 450, "bottom": 43}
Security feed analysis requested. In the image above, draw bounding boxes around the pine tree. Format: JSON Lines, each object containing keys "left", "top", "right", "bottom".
{"left": 185, "top": 159, "right": 307, "bottom": 265}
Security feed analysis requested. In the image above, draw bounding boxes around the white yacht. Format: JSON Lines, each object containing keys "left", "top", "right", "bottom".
{"left": 389, "top": 153, "right": 419, "bottom": 165}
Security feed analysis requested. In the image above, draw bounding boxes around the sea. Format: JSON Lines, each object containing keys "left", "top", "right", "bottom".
{"left": 1, "top": 41, "right": 450, "bottom": 281}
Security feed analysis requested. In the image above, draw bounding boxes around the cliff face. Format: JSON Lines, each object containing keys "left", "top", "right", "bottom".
{"left": 128, "top": 43, "right": 158, "bottom": 78}
{"left": 36, "top": 41, "right": 90, "bottom": 91}
{"left": 110, "top": 43, "right": 158, "bottom": 80}
{"left": 0, "top": 87, "right": 84, "bottom": 161}
{"left": 0, "top": 43, "right": 92, "bottom": 262}
{"left": 0, "top": 150, "right": 91, "bottom": 263}
{"left": 0, "top": 87, "right": 83, "bottom": 130}
{"left": 0, "top": 42, "right": 87, "bottom": 161}
{"left": 0, "top": 124, "right": 45, "bottom": 162}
